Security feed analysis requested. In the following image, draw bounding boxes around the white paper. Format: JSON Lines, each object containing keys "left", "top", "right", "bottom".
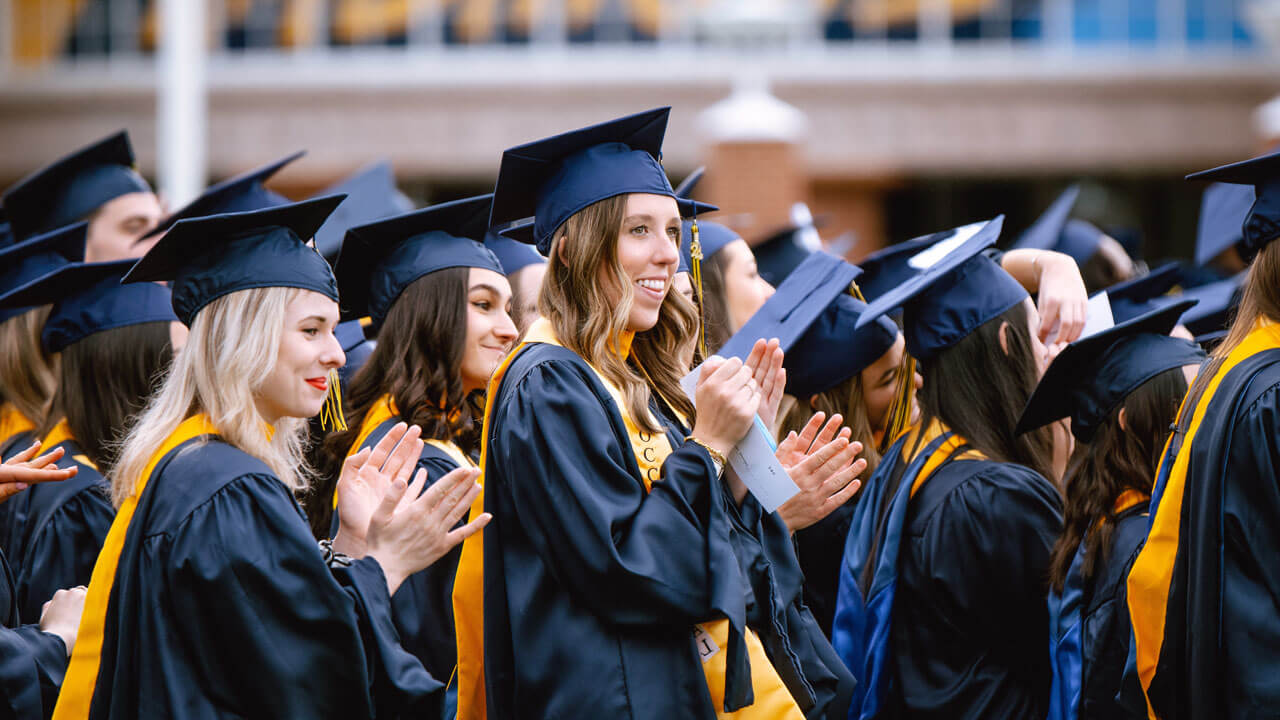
{"left": 1080, "top": 291, "right": 1115, "bottom": 339}
{"left": 680, "top": 365, "right": 800, "bottom": 512}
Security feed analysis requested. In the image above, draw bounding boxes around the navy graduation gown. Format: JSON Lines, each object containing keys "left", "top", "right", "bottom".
{"left": 358, "top": 418, "right": 466, "bottom": 684}
{"left": 794, "top": 503, "right": 855, "bottom": 636}
{"left": 82, "top": 437, "right": 443, "bottom": 719}
{"left": 480, "top": 343, "right": 751, "bottom": 719}
{"left": 1078, "top": 506, "right": 1147, "bottom": 719}
{"left": 0, "top": 547, "right": 68, "bottom": 720}
{"left": 0, "top": 439, "right": 113, "bottom": 622}
{"left": 0, "top": 432, "right": 34, "bottom": 463}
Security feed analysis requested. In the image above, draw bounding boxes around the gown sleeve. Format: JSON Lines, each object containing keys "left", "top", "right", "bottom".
{"left": 0, "top": 546, "right": 67, "bottom": 720}
{"left": 163, "top": 473, "right": 444, "bottom": 719}
{"left": 14, "top": 487, "right": 114, "bottom": 623}
{"left": 490, "top": 357, "right": 735, "bottom": 627}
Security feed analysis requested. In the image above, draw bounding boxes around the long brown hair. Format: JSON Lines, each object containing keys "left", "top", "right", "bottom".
{"left": 541, "top": 195, "right": 698, "bottom": 431}
{"left": 697, "top": 251, "right": 734, "bottom": 353}
{"left": 916, "top": 301, "right": 1055, "bottom": 481}
{"left": 39, "top": 322, "right": 173, "bottom": 474}
{"left": 1180, "top": 241, "right": 1280, "bottom": 433}
{"left": 1047, "top": 368, "right": 1187, "bottom": 593}
{"left": 0, "top": 306, "right": 60, "bottom": 425}
{"left": 779, "top": 374, "right": 883, "bottom": 478}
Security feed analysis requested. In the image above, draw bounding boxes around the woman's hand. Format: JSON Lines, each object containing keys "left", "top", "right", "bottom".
{"left": 40, "top": 586, "right": 87, "bottom": 656}
{"left": 365, "top": 467, "right": 489, "bottom": 596}
{"left": 775, "top": 412, "right": 867, "bottom": 533}
{"left": 743, "top": 338, "right": 785, "bottom": 430}
{"left": 690, "top": 356, "right": 762, "bottom": 460}
{"left": 333, "top": 423, "right": 424, "bottom": 558}
{"left": 0, "top": 442, "right": 77, "bottom": 504}
{"left": 1034, "top": 252, "right": 1088, "bottom": 347}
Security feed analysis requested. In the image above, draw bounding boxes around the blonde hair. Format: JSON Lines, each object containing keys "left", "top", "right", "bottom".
{"left": 110, "top": 286, "right": 312, "bottom": 506}
{"left": 0, "top": 306, "right": 60, "bottom": 424}
{"left": 539, "top": 195, "right": 699, "bottom": 432}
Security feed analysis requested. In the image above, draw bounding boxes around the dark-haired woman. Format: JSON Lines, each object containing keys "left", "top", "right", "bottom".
{"left": 1016, "top": 302, "right": 1204, "bottom": 720}
{"left": 1128, "top": 153, "right": 1280, "bottom": 717}
{"left": 322, "top": 195, "right": 518, "bottom": 691}
{"left": 833, "top": 218, "right": 1064, "bottom": 719}
{"left": 0, "top": 250, "right": 179, "bottom": 624}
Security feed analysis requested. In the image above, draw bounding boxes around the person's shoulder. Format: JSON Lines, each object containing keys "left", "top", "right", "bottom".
{"left": 142, "top": 439, "right": 284, "bottom": 534}
{"left": 918, "top": 459, "right": 1058, "bottom": 527}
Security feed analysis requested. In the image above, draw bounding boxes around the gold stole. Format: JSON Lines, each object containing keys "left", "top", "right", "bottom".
{"left": 899, "top": 419, "right": 986, "bottom": 500}
{"left": 53, "top": 414, "right": 221, "bottom": 719}
{"left": 1127, "top": 319, "right": 1280, "bottom": 720}
{"left": 454, "top": 317, "right": 801, "bottom": 720}
{"left": 0, "top": 404, "right": 35, "bottom": 451}
{"left": 40, "top": 418, "right": 98, "bottom": 471}
{"left": 334, "top": 396, "right": 475, "bottom": 509}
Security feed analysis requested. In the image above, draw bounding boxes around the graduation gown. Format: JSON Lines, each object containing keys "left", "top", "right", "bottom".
{"left": 0, "top": 547, "right": 68, "bottom": 720}
{"left": 794, "top": 503, "right": 855, "bottom": 636}
{"left": 834, "top": 426, "right": 1062, "bottom": 720}
{"left": 353, "top": 410, "right": 470, "bottom": 685}
{"left": 53, "top": 419, "right": 444, "bottom": 719}
{"left": 1128, "top": 323, "right": 1280, "bottom": 719}
{"left": 466, "top": 339, "right": 771, "bottom": 719}
{"left": 0, "top": 427, "right": 113, "bottom": 623}
{"left": 1047, "top": 499, "right": 1148, "bottom": 720}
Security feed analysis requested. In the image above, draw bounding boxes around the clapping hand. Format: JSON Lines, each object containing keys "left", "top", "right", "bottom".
{"left": 0, "top": 442, "right": 77, "bottom": 504}
{"left": 775, "top": 412, "right": 867, "bottom": 533}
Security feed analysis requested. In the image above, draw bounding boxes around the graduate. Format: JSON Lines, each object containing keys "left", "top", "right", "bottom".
{"left": 1127, "top": 150, "right": 1280, "bottom": 718}
{"left": 52, "top": 197, "right": 487, "bottom": 719}
{"left": 453, "top": 107, "right": 858, "bottom": 720}
{"left": 0, "top": 235, "right": 179, "bottom": 623}
{"left": 1013, "top": 185, "right": 1136, "bottom": 293}
{"left": 321, "top": 194, "right": 517, "bottom": 693}
{"left": 679, "top": 217, "right": 776, "bottom": 352}
{"left": 1016, "top": 301, "right": 1204, "bottom": 720}
{"left": 484, "top": 229, "right": 547, "bottom": 333}
{"left": 832, "top": 217, "right": 1064, "bottom": 719}
{"left": 1, "top": 132, "right": 163, "bottom": 262}
{"left": 0, "top": 226, "right": 85, "bottom": 461}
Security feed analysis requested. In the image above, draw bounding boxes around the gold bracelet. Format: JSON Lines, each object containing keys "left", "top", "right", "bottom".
{"left": 685, "top": 436, "right": 727, "bottom": 468}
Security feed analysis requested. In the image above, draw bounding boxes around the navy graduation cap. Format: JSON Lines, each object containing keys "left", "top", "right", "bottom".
{"left": 1175, "top": 271, "right": 1245, "bottom": 337}
{"left": 1055, "top": 219, "right": 1107, "bottom": 265}
{"left": 485, "top": 227, "right": 546, "bottom": 276}
{"left": 0, "top": 222, "right": 87, "bottom": 323}
{"left": 718, "top": 250, "right": 859, "bottom": 362}
{"left": 784, "top": 293, "right": 901, "bottom": 399}
{"left": 753, "top": 224, "right": 815, "bottom": 288}
{"left": 144, "top": 151, "right": 303, "bottom": 240}
{"left": 679, "top": 219, "right": 739, "bottom": 275}
{"left": 124, "top": 195, "right": 345, "bottom": 326}
{"left": 0, "top": 259, "right": 176, "bottom": 353}
{"left": 2, "top": 131, "right": 152, "bottom": 242}
{"left": 489, "top": 107, "right": 716, "bottom": 254}
{"left": 854, "top": 224, "right": 976, "bottom": 303}
{"left": 1103, "top": 261, "right": 1183, "bottom": 324}
{"left": 855, "top": 216, "right": 1026, "bottom": 362}
{"left": 1194, "top": 182, "right": 1254, "bottom": 266}
{"left": 336, "top": 194, "right": 502, "bottom": 328}
{"left": 312, "top": 160, "right": 415, "bottom": 262}
{"left": 1187, "top": 150, "right": 1280, "bottom": 262}
{"left": 1013, "top": 184, "right": 1080, "bottom": 253}
{"left": 1016, "top": 300, "right": 1204, "bottom": 443}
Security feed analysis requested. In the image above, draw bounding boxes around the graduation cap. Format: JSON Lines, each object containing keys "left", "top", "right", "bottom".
{"left": 312, "top": 161, "right": 415, "bottom": 261}
{"left": 2, "top": 131, "right": 152, "bottom": 242}
{"left": 783, "top": 293, "right": 900, "bottom": 399}
{"left": 1016, "top": 300, "right": 1205, "bottom": 443}
{"left": 485, "top": 228, "right": 546, "bottom": 276}
{"left": 336, "top": 194, "right": 502, "bottom": 328}
{"left": 490, "top": 107, "right": 716, "bottom": 254}
{"left": 1013, "top": 184, "right": 1080, "bottom": 253}
{"left": 0, "top": 222, "right": 88, "bottom": 324}
{"left": 124, "top": 195, "right": 344, "bottom": 326}
{"left": 673, "top": 166, "right": 705, "bottom": 199}
{"left": 855, "top": 216, "right": 1026, "bottom": 362}
{"left": 855, "top": 224, "right": 978, "bottom": 303}
{"left": 1192, "top": 182, "right": 1255, "bottom": 267}
{"left": 143, "top": 151, "right": 303, "bottom": 240}
{"left": 718, "top": 250, "right": 860, "bottom": 361}
{"left": 1104, "top": 261, "right": 1184, "bottom": 324}
{"left": 0, "top": 258, "right": 176, "bottom": 353}
{"left": 679, "top": 219, "right": 739, "bottom": 275}
{"left": 1186, "top": 150, "right": 1280, "bottom": 262}
{"left": 1056, "top": 219, "right": 1107, "bottom": 265}
{"left": 1175, "top": 271, "right": 1245, "bottom": 337}
{"left": 753, "top": 225, "right": 813, "bottom": 288}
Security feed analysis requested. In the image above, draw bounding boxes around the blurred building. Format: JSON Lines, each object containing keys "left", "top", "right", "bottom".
{"left": 0, "top": 0, "right": 1276, "bottom": 261}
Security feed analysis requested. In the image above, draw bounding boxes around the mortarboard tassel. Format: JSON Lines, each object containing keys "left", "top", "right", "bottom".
{"left": 880, "top": 353, "right": 917, "bottom": 453}
{"left": 849, "top": 281, "right": 866, "bottom": 302}
{"left": 320, "top": 369, "right": 348, "bottom": 432}
{"left": 690, "top": 216, "right": 710, "bottom": 361}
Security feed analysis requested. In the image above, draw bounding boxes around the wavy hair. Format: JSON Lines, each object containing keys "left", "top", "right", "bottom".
{"left": 0, "top": 306, "right": 60, "bottom": 425}
{"left": 540, "top": 194, "right": 699, "bottom": 431}
{"left": 110, "top": 287, "right": 312, "bottom": 507}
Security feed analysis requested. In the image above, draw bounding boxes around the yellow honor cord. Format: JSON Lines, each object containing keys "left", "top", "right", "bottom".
{"left": 849, "top": 281, "right": 866, "bottom": 302}
{"left": 320, "top": 369, "right": 348, "bottom": 432}
{"left": 689, "top": 219, "right": 709, "bottom": 361}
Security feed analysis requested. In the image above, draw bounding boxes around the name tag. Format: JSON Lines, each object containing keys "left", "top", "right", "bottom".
{"left": 693, "top": 624, "right": 720, "bottom": 662}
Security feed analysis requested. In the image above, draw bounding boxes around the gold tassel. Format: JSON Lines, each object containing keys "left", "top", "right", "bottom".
{"left": 320, "top": 369, "right": 348, "bottom": 432}
{"left": 879, "top": 353, "right": 916, "bottom": 453}
{"left": 849, "top": 281, "right": 866, "bottom": 302}
{"left": 690, "top": 218, "right": 709, "bottom": 361}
